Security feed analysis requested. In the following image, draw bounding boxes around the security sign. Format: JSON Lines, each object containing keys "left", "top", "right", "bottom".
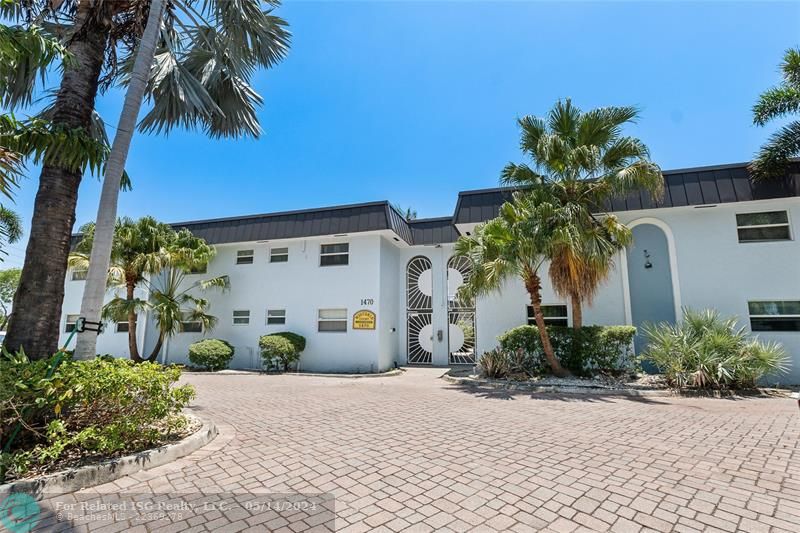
{"left": 352, "top": 310, "right": 376, "bottom": 330}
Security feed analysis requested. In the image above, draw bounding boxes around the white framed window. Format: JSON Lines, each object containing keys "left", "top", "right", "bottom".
{"left": 65, "top": 314, "right": 80, "bottom": 333}
{"left": 270, "top": 247, "right": 289, "bottom": 263}
{"left": 180, "top": 314, "right": 203, "bottom": 333}
{"left": 527, "top": 304, "right": 569, "bottom": 327}
{"left": 116, "top": 321, "right": 130, "bottom": 333}
{"left": 748, "top": 301, "right": 800, "bottom": 332}
{"left": 736, "top": 211, "right": 791, "bottom": 242}
{"left": 233, "top": 310, "right": 250, "bottom": 325}
{"left": 267, "top": 309, "right": 286, "bottom": 325}
{"left": 318, "top": 308, "right": 347, "bottom": 332}
{"left": 71, "top": 268, "right": 88, "bottom": 281}
{"left": 236, "top": 249, "right": 255, "bottom": 265}
{"left": 320, "top": 243, "right": 349, "bottom": 266}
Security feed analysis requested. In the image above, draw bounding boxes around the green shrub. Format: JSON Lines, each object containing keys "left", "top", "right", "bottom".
{"left": 0, "top": 352, "right": 195, "bottom": 482}
{"left": 497, "top": 325, "right": 637, "bottom": 377}
{"left": 270, "top": 332, "right": 306, "bottom": 353}
{"left": 643, "top": 308, "right": 789, "bottom": 389}
{"left": 188, "top": 339, "right": 235, "bottom": 371}
{"left": 259, "top": 335, "right": 299, "bottom": 371}
{"left": 478, "top": 349, "right": 509, "bottom": 379}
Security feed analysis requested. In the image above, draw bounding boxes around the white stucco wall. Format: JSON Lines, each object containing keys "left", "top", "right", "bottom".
{"left": 160, "top": 232, "right": 388, "bottom": 373}
{"left": 617, "top": 197, "right": 800, "bottom": 385}
{"left": 378, "top": 237, "right": 401, "bottom": 370}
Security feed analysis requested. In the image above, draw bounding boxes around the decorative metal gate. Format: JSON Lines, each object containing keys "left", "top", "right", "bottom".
{"left": 407, "top": 256, "right": 433, "bottom": 364}
{"left": 447, "top": 256, "right": 476, "bottom": 365}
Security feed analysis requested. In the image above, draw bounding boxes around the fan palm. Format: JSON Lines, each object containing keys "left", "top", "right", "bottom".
{"left": 455, "top": 194, "right": 569, "bottom": 377}
{"left": 70, "top": 217, "right": 224, "bottom": 362}
{"left": 71, "top": 216, "right": 174, "bottom": 361}
{"left": 2, "top": 0, "right": 290, "bottom": 359}
{"left": 751, "top": 48, "right": 800, "bottom": 180}
{"left": 140, "top": 264, "right": 227, "bottom": 362}
{"left": 501, "top": 99, "right": 663, "bottom": 328}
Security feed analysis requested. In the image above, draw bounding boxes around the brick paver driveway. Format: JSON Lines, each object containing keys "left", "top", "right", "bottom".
{"left": 43, "top": 368, "right": 799, "bottom": 532}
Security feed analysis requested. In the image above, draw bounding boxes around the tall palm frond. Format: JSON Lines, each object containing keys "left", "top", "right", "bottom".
{"left": 131, "top": 0, "right": 290, "bottom": 139}
{"left": 0, "top": 22, "right": 71, "bottom": 109}
{"left": 751, "top": 48, "right": 800, "bottom": 181}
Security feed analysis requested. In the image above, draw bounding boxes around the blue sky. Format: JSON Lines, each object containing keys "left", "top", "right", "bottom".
{"left": 3, "top": 1, "right": 799, "bottom": 267}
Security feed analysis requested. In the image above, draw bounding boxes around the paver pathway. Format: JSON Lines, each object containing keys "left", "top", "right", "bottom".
{"left": 35, "top": 368, "right": 800, "bottom": 532}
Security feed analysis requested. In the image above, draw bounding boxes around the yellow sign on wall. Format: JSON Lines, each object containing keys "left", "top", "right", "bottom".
{"left": 353, "top": 310, "right": 376, "bottom": 330}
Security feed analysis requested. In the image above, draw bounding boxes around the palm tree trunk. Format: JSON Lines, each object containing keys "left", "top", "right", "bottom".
{"left": 524, "top": 269, "right": 570, "bottom": 377}
{"left": 4, "top": 9, "right": 108, "bottom": 359}
{"left": 570, "top": 293, "right": 583, "bottom": 330}
{"left": 126, "top": 281, "right": 142, "bottom": 362}
{"left": 75, "top": 0, "right": 166, "bottom": 360}
{"left": 146, "top": 333, "right": 165, "bottom": 363}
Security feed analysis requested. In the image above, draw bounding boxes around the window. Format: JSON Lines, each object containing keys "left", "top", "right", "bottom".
{"left": 748, "top": 301, "right": 800, "bottom": 332}
{"left": 65, "top": 314, "right": 80, "bottom": 333}
{"left": 71, "top": 268, "right": 88, "bottom": 281}
{"left": 736, "top": 211, "right": 791, "bottom": 242}
{"left": 527, "top": 305, "right": 568, "bottom": 327}
{"left": 189, "top": 263, "right": 207, "bottom": 274}
{"left": 233, "top": 310, "right": 250, "bottom": 325}
{"left": 318, "top": 308, "right": 347, "bottom": 332}
{"left": 116, "top": 321, "right": 130, "bottom": 333}
{"left": 236, "top": 249, "right": 254, "bottom": 265}
{"left": 320, "top": 243, "right": 349, "bottom": 266}
{"left": 180, "top": 315, "right": 203, "bottom": 333}
{"left": 267, "top": 309, "right": 286, "bottom": 325}
{"left": 270, "top": 247, "right": 289, "bottom": 263}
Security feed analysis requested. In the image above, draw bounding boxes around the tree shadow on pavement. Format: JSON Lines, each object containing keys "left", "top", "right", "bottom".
{"left": 443, "top": 383, "right": 672, "bottom": 405}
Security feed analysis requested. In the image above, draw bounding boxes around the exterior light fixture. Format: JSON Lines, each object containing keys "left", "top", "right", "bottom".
{"left": 644, "top": 250, "right": 653, "bottom": 269}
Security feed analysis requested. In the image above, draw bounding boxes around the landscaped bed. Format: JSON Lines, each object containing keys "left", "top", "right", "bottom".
{"left": 0, "top": 353, "right": 196, "bottom": 484}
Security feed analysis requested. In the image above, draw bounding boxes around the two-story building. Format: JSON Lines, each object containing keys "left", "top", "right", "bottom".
{"left": 60, "top": 161, "right": 800, "bottom": 383}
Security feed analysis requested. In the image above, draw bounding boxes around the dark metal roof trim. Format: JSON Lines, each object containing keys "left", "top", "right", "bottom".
{"left": 408, "top": 218, "right": 460, "bottom": 245}
{"left": 173, "top": 200, "right": 409, "bottom": 245}
{"left": 453, "top": 162, "right": 800, "bottom": 224}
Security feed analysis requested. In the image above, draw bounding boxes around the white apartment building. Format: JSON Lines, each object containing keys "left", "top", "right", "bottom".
{"left": 60, "top": 162, "right": 800, "bottom": 383}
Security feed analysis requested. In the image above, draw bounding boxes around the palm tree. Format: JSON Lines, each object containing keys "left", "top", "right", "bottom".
{"left": 751, "top": 48, "right": 800, "bottom": 180}
{"left": 501, "top": 99, "right": 663, "bottom": 328}
{"left": 71, "top": 217, "right": 174, "bottom": 362}
{"left": 72, "top": 218, "right": 226, "bottom": 362}
{"left": 455, "top": 195, "right": 569, "bottom": 377}
{"left": 74, "top": 0, "right": 165, "bottom": 360}
{"left": 2, "top": 0, "right": 290, "bottom": 359}
{"left": 1, "top": 15, "right": 108, "bottom": 200}
{"left": 140, "top": 264, "right": 226, "bottom": 362}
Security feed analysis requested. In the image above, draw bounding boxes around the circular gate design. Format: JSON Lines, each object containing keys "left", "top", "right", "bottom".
{"left": 447, "top": 256, "right": 476, "bottom": 365}
{"left": 406, "top": 256, "right": 433, "bottom": 364}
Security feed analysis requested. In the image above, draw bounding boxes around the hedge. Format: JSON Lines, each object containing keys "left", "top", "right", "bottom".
{"left": 496, "top": 325, "right": 637, "bottom": 377}
{"left": 188, "top": 339, "right": 235, "bottom": 371}
{"left": 259, "top": 333, "right": 305, "bottom": 371}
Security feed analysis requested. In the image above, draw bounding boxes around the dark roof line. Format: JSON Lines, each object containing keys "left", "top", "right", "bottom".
{"left": 174, "top": 200, "right": 392, "bottom": 227}
{"left": 408, "top": 216, "right": 455, "bottom": 223}
{"left": 74, "top": 159, "right": 800, "bottom": 248}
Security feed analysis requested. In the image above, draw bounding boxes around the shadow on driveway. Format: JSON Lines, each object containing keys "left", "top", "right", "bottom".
{"left": 444, "top": 382, "right": 674, "bottom": 404}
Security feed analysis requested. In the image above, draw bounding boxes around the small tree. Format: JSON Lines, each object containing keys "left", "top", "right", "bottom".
{"left": 455, "top": 195, "right": 569, "bottom": 377}
{"left": 71, "top": 218, "right": 226, "bottom": 361}
{"left": 751, "top": 48, "right": 800, "bottom": 180}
